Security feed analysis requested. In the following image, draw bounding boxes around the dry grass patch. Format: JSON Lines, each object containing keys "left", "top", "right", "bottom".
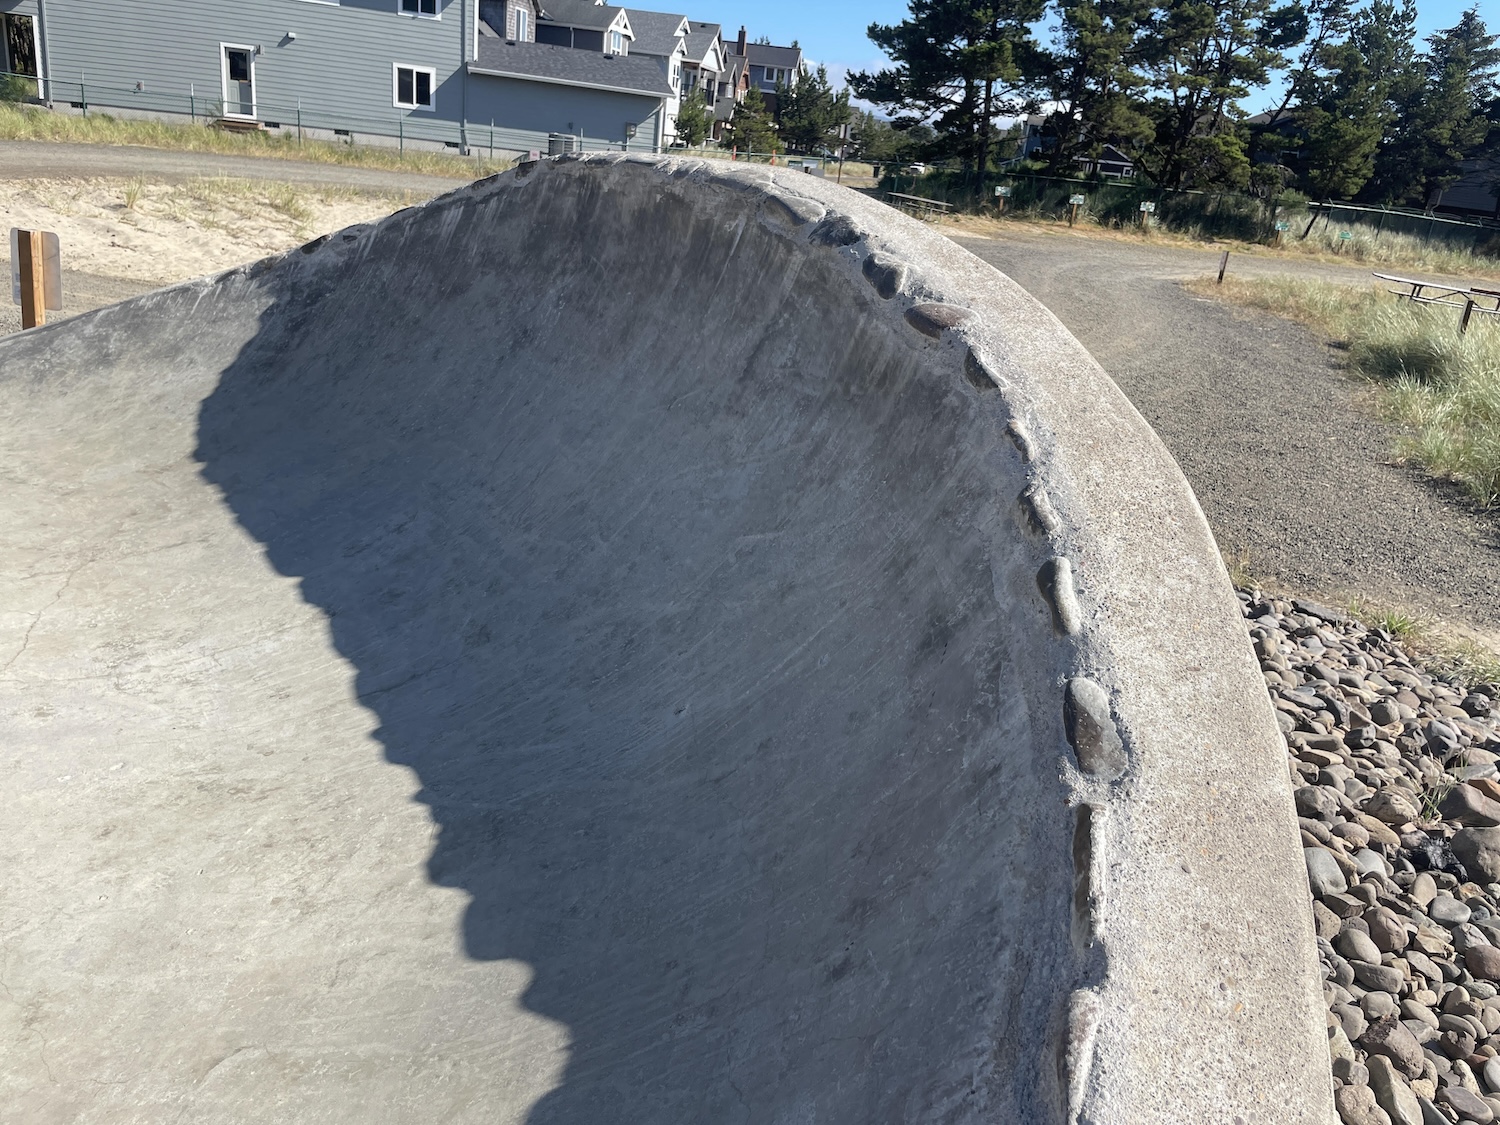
{"left": 1190, "top": 275, "right": 1500, "bottom": 509}
{"left": 0, "top": 102, "right": 511, "bottom": 180}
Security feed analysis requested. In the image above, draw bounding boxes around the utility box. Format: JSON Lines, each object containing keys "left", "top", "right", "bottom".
{"left": 548, "top": 133, "right": 580, "bottom": 156}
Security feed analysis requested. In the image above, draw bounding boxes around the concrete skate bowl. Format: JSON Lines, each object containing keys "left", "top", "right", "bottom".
{"left": 1, "top": 157, "right": 1329, "bottom": 1123}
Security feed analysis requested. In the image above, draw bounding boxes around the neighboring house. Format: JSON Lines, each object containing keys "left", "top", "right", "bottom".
{"left": 1431, "top": 158, "right": 1500, "bottom": 222}
{"left": 1017, "top": 114, "right": 1136, "bottom": 179}
{"left": 679, "top": 21, "right": 722, "bottom": 104}
{"left": 714, "top": 26, "right": 751, "bottom": 137}
{"left": 623, "top": 9, "right": 688, "bottom": 143}
{"left": 2, "top": 0, "right": 666, "bottom": 155}
{"left": 744, "top": 37, "right": 802, "bottom": 115}
{"left": 535, "top": 0, "right": 634, "bottom": 56}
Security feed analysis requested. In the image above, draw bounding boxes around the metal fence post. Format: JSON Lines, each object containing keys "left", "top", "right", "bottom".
{"left": 297, "top": 99, "right": 302, "bottom": 146}
{"left": 79, "top": 73, "right": 87, "bottom": 117}
{"left": 189, "top": 83, "right": 195, "bottom": 123}
{"left": 398, "top": 115, "right": 403, "bottom": 157}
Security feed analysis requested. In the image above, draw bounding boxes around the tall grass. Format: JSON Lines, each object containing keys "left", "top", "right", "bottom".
{"left": 1196, "top": 276, "right": 1500, "bottom": 507}
{"left": 1297, "top": 222, "right": 1495, "bottom": 275}
{"left": 0, "top": 103, "right": 511, "bottom": 180}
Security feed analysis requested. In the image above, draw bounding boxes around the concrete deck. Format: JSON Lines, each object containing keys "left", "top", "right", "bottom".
{"left": 0, "top": 156, "right": 1332, "bottom": 1123}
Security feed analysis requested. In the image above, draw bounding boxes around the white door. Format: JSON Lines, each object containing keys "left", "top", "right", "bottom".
{"left": 221, "top": 45, "right": 255, "bottom": 118}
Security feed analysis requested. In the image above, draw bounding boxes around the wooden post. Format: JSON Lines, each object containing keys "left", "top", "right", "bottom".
{"left": 1461, "top": 297, "right": 1476, "bottom": 335}
{"left": 1217, "top": 250, "right": 1230, "bottom": 284}
{"left": 17, "top": 229, "right": 45, "bottom": 329}
{"left": 1068, "top": 202, "right": 1078, "bottom": 227}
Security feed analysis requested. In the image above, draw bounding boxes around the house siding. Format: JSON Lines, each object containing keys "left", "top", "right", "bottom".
{"left": 467, "top": 73, "right": 657, "bottom": 151}
{"left": 40, "top": 0, "right": 469, "bottom": 140}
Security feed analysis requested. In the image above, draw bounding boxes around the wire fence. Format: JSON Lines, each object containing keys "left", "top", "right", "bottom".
{"left": 0, "top": 70, "right": 652, "bottom": 157}
{"left": 1301, "top": 200, "right": 1500, "bottom": 246}
{"left": 876, "top": 166, "right": 1500, "bottom": 252}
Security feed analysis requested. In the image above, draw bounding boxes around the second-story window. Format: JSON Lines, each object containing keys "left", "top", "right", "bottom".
{"left": 515, "top": 6, "right": 529, "bottom": 39}
{"left": 400, "top": 0, "right": 438, "bottom": 16}
{"left": 609, "top": 29, "right": 622, "bottom": 54}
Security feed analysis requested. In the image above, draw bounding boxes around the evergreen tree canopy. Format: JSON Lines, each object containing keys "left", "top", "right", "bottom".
{"left": 849, "top": 0, "right": 1046, "bottom": 173}
{"left": 776, "top": 65, "right": 852, "bottom": 153}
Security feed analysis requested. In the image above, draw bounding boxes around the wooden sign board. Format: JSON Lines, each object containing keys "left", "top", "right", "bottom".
{"left": 10, "top": 228, "right": 62, "bottom": 328}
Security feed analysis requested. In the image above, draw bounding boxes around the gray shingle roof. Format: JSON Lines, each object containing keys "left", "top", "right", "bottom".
{"left": 622, "top": 9, "right": 688, "bottom": 56}
{"left": 540, "top": 0, "right": 626, "bottom": 32}
{"left": 746, "top": 43, "right": 801, "bottom": 70}
{"left": 682, "top": 22, "right": 720, "bottom": 67}
{"left": 472, "top": 39, "right": 672, "bottom": 96}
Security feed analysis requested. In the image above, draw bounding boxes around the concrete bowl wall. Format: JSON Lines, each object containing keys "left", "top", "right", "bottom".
{"left": 0, "top": 156, "right": 1331, "bottom": 1123}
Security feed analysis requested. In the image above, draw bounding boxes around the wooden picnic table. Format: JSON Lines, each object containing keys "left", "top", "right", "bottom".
{"left": 1373, "top": 272, "right": 1500, "bottom": 333}
{"left": 886, "top": 191, "right": 952, "bottom": 220}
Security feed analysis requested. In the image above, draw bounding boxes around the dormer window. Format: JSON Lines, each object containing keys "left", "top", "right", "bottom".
{"left": 515, "top": 5, "right": 528, "bottom": 39}
{"left": 608, "top": 29, "right": 622, "bottom": 54}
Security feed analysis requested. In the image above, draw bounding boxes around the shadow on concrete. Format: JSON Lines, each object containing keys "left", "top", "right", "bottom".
{"left": 193, "top": 170, "right": 1064, "bottom": 1122}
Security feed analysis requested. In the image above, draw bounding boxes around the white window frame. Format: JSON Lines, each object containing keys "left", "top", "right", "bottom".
{"left": 219, "top": 42, "right": 258, "bottom": 120}
{"left": 670, "top": 62, "right": 679, "bottom": 91}
{"left": 514, "top": 6, "right": 529, "bottom": 41}
{"left": 608, "top": 29, "right": 622, "bottom": 54}
{"left": 397, "top": 0, "right": 440, "bottom": 19}
{"left": 392, "top": 63, "right": 437, "bottom": 111}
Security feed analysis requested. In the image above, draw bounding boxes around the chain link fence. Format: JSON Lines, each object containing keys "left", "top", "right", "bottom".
{"left": 0, "top": 69, "right": 650, "bottom": 158}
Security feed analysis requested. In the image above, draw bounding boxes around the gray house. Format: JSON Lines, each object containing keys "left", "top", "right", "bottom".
{"left": 745, "top": 38, "right": 802, "bottom": 115}
{"left": 0, "top": 0, "right": 667, "bottom": 154}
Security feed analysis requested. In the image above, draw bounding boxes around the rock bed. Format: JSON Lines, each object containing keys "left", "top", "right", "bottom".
{"left": 1241, "top": 589, "right": 1500, "bottom": 1125}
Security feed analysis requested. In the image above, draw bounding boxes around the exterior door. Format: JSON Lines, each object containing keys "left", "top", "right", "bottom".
{"left": 2, "top": 14, "right": 39, "bottom": 88}
{"left": 221, "top": 45, "right": 255, "bottom": 118}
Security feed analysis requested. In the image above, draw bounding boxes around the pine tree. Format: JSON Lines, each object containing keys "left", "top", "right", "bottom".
{"left": 1294, "top": 39, "right": 1385, "bottom": 197}
{"left": 674, "top": 90, "right": 712, "bottom": 148}
{"left": 776, "top": 65, "right": 852, "bottom": 154}
{"left": 850, "top": 0, "right": 1045, "bottom": 174}
{"left": 1039, "top": 0, "right": 1155, "bottom": 176}
{"left": 1137, "top": 0, "right": 1308, "bottom": 189}
{"left": 1363, "top": 6, "right": 1498, "bottom": 205}
{"left": 724, "top": 85, "right": 781, "bottom": 155}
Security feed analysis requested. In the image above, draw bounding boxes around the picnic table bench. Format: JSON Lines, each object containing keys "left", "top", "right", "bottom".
{"left": 1373, "top": 273, "right": 1500, "bottom": 333}
{"left": 886, "top": 192, "right": 952, "bottom": 220}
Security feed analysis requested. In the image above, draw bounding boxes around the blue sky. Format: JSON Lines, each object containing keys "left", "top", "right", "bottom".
{"left": 716, "top": 0, "right": 1485, "bottom": 115}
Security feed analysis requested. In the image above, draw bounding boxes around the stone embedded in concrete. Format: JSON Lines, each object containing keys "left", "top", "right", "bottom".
{"left": 963, "top": 347, "right": 999, "bottom": 390}
{"left": 1064, "top": 678, "right": 1128, "bottom": 781}
{"left": 861, "top": 251, "right": 907, "bottom": 300}
{"left": 904, "top": 301, "right": 974, "bottom": 338}
{"left": 1020, "top": 481, "right": 1062, "bottom": 537}
{"left": 1038, "top": 556, "right": 1083, "bottom": 636}
{"left": 1007, "top": 419, "right": 1036, "bottom": 461}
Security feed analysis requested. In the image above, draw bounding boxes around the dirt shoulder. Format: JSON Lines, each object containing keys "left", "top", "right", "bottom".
{"left": 951, "top": 224, "right": 1500, "bottom": 645}
{"left": 0, "top": 138, "right": 462, "bottom": 193}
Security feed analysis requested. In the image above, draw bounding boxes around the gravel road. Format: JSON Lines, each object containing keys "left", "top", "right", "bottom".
{"left": 0, "top": 139, "right": 460, "bottom": 193}
{"left": 954, "top": 225, "right": 1500, "bottom": 635}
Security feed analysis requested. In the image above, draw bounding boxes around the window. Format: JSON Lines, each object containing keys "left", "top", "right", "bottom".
{"left": 608, "top": 29, "right": 622, "bottom": 54}
{"left": 393, "top": 64, "right": 435, "bottom": 110}
{"left": 670, "top": 63, "right": 679, "bottom": 89}
{"left": 514, "top": 6, "right": 529, "bottom": 40}
{"left": 399, "top": 0, "right": 438, "bottom": 16}
{"left": 764, "top": 67, "right": 784, "bottom": 85}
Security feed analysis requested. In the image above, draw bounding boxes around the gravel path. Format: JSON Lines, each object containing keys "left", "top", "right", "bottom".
{"left": 0, "top": 139, "right": 459, "bottom": 193}
{"left": 954, "top": 226, "right": 1500, "bottom": 636}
